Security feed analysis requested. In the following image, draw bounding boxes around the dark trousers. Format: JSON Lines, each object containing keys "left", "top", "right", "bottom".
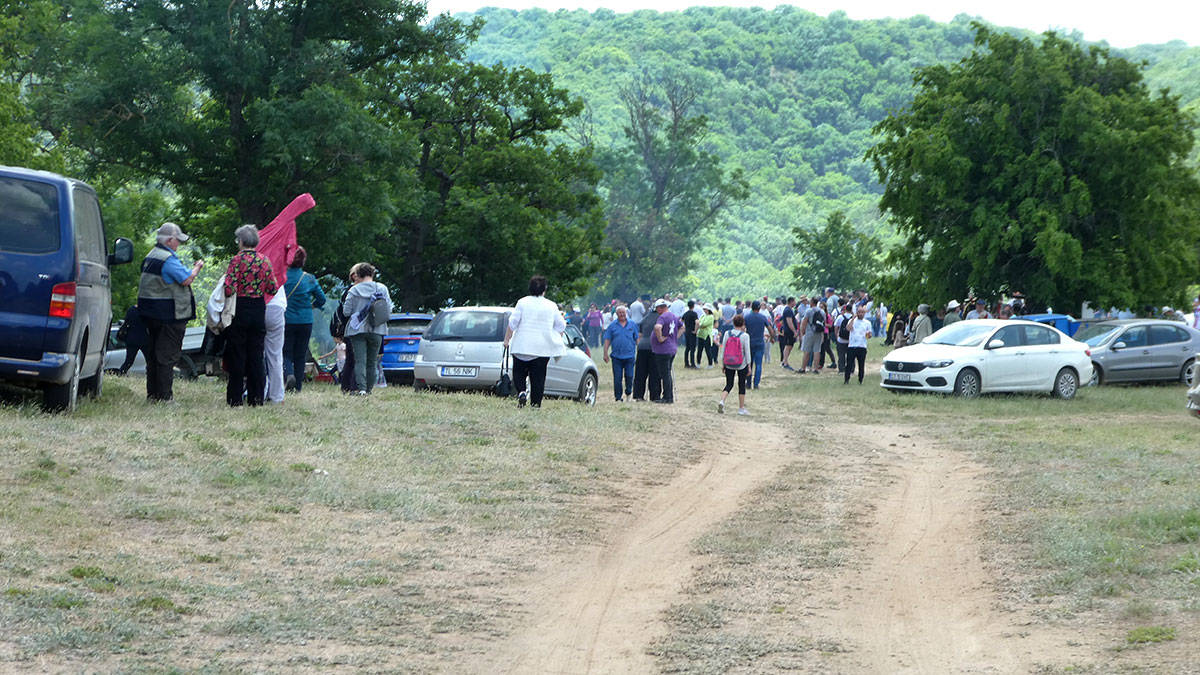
{"left": 633, "top": 348, "right": 661, "bottom": 401}
{"left": 699, "top": 336, "right": 715, "bottom": 366}
{"left": 683, "top": 333, "right": 698, "bottom": 367}
{"left": 724, "top": 366, "right": 748, "bottom": 395}
{"left": 845, "top": 346, "right": 867, "bottom": 383}
{"left": 654, "top": 352, "right": 676, "bottom": 403}
{"left": 119, "top": 345, "right": 146, "bottom": 374}
{"left": 836, "top": 342, "right": 848, "bottom": 375}
{"left": 513, "top": 356, "right": 550, "bottom": 407}
{"left": 143, "top": 319, "right": 185, "bottom": 401}
{"left": 819, "top": 333, "right": 837, "bottom": 368}
{"left": 586, "top": 325, "right": 601, "bottom": 348}
{"left": 225, "top": 296, "right": 267, "bottom": 407}
{"left": 283, "top": 323, "right": 313, "bottom": 391}
{"left": 610, "top": 356, "right": 635, "bottom": 401}
{"left": 340, "top": 345, "right": 357, "bottom": 393}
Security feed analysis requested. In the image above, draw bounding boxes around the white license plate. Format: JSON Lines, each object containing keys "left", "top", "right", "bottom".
{"left": 440, "top": 366, "right": 478, "bottom": 377}
{"left": 887, "top": 372, "right": 912, "bottom": 382}
{"left": 399, "top": 354, "right": 416, "bottom": 362}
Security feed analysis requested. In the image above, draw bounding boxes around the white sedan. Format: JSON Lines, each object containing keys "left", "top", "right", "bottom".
{"left": 880, "top": 319, "right": 1093, "bottom": 399}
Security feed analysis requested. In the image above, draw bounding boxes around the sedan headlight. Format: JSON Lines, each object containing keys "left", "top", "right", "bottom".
{"left": 923, "top": 359, "right": 954, "bottom": 368}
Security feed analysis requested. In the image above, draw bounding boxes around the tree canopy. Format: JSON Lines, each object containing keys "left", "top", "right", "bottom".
{"left": 792, "top": 210, "right": 881, "bottom": 294}
{"left": 867, "top": 25, "right": 1200, "bottom": 311}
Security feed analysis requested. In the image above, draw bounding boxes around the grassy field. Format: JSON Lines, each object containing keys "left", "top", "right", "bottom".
{"left": 2, "top": 344, "right": 1198, "bottom": 672}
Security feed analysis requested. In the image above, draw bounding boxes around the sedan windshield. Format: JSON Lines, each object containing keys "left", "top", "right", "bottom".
{"left": 1073, "top": 323, "right": 1122, "bottom": 347}
{"left": 425, "top": 310, "right": 507, "bottom": 341}
{"left": 925, "top": 322, "right": 995, "bottom": 347}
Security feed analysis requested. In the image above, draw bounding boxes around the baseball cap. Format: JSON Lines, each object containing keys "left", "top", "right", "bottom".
{"left": 653, "top": 299, "right": 669, "bottom": 308}
{"left": 157, "top": 222, "right": 189, "bottom": 242}
{"left": 751, "top": 300, "right": 761, "bottom": 310}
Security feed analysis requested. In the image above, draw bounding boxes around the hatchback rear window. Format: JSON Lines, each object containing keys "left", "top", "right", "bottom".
{"left": 387, "top": 318, "right": 431, "bottom": 336}
{"left": 425, "top": 310, "right": 508, "bottom": 341}
{"left": 0, "top": 177, "right": 59, "bottom": 254}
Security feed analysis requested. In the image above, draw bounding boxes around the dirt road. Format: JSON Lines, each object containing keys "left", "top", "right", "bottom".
{"left": 471, "top": 371, "right": 1085, "bottom": 674}
{"left": 481, "top": 430, "right": 794, "bottom": 674}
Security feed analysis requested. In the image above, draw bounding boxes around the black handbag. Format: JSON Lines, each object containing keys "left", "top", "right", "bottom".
{"left": 496, "top": 346, "right": 512, "bottom": 397}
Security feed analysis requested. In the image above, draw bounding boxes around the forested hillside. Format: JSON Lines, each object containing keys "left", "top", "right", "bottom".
{"left": 463, "top": 6, "right": 1200, "bottom": 298}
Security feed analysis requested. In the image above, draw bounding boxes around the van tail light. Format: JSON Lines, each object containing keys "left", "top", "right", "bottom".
{"left": 49, "top": 282, "right": 77, "bottom": 319}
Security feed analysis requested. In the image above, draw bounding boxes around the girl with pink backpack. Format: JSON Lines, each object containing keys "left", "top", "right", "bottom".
{"left": 718, "top": 313, "right": 753, "bottom": 415}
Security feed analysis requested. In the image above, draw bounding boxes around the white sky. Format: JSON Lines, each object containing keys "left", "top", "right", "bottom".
{"left": 425, "top": 0, "right": 1198, "bottom": 48}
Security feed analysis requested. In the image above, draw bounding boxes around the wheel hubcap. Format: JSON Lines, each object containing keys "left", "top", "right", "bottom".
{"left": 1060, "top": 374, "right": 1076, "bottom": 398}
{"left": 962, "top": 374, "right": 979, "bottom": 397}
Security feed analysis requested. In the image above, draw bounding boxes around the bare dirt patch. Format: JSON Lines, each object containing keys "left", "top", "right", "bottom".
{"left": 472, "top": 423, "right": 794, "bottom": 674}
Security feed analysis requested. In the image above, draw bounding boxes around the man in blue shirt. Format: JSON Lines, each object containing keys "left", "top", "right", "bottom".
{"left": 741, "top": 300, "right": 777, "bottom": 389}
{"left": 602, "top": 305, "right": 639, "bottom": 402}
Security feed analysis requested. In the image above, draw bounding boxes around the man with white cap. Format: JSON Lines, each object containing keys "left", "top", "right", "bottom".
{"left": 943, "top": 300, "right": 962, "bottom": 326}
{"left": 138, "top": 222, "right": 204, "bottom": 403}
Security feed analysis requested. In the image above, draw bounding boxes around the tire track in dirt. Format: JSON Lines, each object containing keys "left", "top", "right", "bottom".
{"left": 822, "top": 430, "right": 1085, "bottom": 674}
{"left": 479, "top": 425, "right": 793, "bottom": 675}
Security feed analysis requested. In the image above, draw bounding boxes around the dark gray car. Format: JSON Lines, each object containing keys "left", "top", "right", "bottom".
{"left": 1076, "top": 320, "right": 1200, "bottom": 386}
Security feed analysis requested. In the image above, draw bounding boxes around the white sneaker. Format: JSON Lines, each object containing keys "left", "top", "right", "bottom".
{"left": 717, "top": 400, "right": 725, "bottom": 414}
{"left": 737, "top": 408, "right": 749, "bottom": 416}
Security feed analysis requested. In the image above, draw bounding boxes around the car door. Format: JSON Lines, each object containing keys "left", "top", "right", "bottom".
{"left": 1020, "top": 325, "right": 1062, "bottom": 389}
{"left": 544, "top": 331, "right": 576, "bottom": 395}
{"left": 1106, "top": 326, "right": 1150, "bottom": 382}
{"left": 1148, "top": 324, "right": 1191, "bottom": 380}
{"left": 983, "top": 325, "right": 1025, "bottom": 390}
{"left": 72, "top": 186, "right": 110, "bottom": 379}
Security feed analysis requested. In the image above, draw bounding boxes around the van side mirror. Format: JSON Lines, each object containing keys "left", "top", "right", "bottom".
{"left": 987, "top": 339, "right": 1006, "bottom": 350}
{"left": 110, "top": 238, "right": 134, "bottom": 265}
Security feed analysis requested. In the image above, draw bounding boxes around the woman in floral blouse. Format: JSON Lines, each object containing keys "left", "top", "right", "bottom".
{"left": 223, "top": 225, "right": 277, "bottom": 406}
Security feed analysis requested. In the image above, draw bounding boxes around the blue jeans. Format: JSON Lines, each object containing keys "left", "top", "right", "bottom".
{"left": 750, "top": 344, "right": 765, "bottom": 388}
{"left": 610, "top": 356, "right": 634, "bottom": 400}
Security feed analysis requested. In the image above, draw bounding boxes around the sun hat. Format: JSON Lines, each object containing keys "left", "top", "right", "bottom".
{"left": 947, "top": 300, "right": 960, "bottom": 310}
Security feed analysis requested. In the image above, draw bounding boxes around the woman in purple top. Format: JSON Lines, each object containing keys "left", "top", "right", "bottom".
{"left": 585, "top": 302, "right": 604, "bottom": 348}
{"left": 651, "top": 299, "right": 684, "bottom": 404}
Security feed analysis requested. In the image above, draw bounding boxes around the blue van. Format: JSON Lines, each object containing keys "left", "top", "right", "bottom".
{"left": 0, "top": 166, "right": 133, "bottom": 411}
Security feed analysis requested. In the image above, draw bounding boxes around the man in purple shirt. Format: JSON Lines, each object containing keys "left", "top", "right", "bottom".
{"left": 651, "top": 299, "right": 684, "bottom": 404}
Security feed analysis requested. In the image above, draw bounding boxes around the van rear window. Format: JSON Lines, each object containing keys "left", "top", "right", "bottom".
{"left": 0, "top": 177, "right": 60, "bottom": 254}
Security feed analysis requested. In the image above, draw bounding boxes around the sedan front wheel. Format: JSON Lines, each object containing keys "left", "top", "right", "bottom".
{"left": 953, "top": 368, "right": 981, "bottom": 398}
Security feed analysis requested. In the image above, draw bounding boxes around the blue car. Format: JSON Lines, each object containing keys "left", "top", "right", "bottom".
{"left": 381, "top": 313, "right": 434, "bottom": 382}
{"left": 0, "top": 166, "right": 133, "bottom": 411}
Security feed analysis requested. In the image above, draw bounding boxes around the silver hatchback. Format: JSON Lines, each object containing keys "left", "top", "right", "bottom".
{"left": 1076, "top": 320, "right": 1200, "bottom": 386}
{"left": 413, "top": 306, "right": 599, "bottom": 404}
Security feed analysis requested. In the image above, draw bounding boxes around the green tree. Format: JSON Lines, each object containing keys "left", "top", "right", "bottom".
{"left": 867, "top": 25, "right": 1200, "bottom": 311}
{"left": 596, "top": 72, "right": 749, "bottom": 298}
{"left": 35, "top": 0, "right": 474, "bottom": 271}
{"left": 372, "top": 58, "right": 608, "bottom": 309}
{"left": 792, "top": 210, "right": 881, "bottom": 293}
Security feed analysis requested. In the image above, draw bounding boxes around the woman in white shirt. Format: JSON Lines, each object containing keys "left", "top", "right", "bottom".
{"left": 844, "top": 304, "right": 874, "bottom": 384}
{"left": 504, "top": 275, "right": 566, "bottom": 408}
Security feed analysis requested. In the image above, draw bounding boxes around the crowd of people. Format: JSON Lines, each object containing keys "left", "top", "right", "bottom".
{"left": 128, "top": 221, "right": 391, "bottom": 406}
{"left": 126, "top": 220, "right": 1200, "bottom": 412}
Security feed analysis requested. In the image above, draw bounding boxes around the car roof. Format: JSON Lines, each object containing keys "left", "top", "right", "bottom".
{"left": 1020, "top": 313, "right": 1074, "bottom": 321}
{"left": 1083, "top": 319, "right": 1182, "bottom": 327}
{"left": 437, "top": 306, "right": 512, "bottom": 313}
{"left": 0, "top": 165, "right": 88, "bottom": 189}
